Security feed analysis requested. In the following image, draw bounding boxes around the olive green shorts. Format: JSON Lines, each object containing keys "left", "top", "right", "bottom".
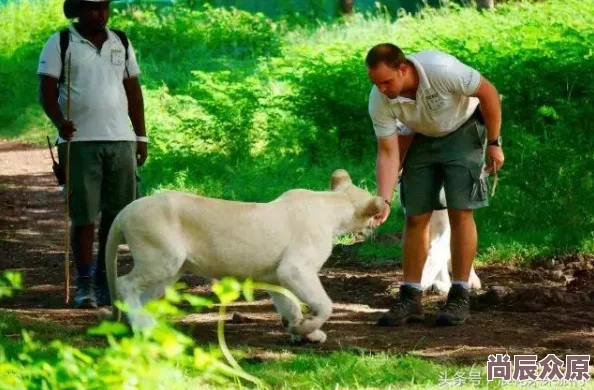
{"left": 58, "top": 141, "right": 139, "bottom": 226}
{"left": 399, "top": 112, "right": 489, "bottom": 216}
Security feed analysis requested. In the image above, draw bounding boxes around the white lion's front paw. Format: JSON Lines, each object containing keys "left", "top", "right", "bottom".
{"left": 304, "top": 329, "right": 326, "bottom": 343}
{"left": 290, "top": 329, "right": 326, "bottom": 344}
{"left": 288, "top": 315, "right": 318, "bottom": 336}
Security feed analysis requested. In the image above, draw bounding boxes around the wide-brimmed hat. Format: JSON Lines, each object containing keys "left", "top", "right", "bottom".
{"left": 63, "top": 0, "right": 111, "bottom": 19}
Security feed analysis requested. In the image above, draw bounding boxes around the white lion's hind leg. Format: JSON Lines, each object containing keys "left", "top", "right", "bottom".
{"left": 116, "top": 242, "right": 186, "bottom": 332}
{"left": 140, "top": 271, "right": 184, "bottom": 306}
{"left": 116, "top": 272, "right": 155, "bottom": 331}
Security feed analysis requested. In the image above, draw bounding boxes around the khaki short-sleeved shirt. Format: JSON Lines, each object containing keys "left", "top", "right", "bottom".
{"left": 369, "top": 50, "right": 481, "bottom": 138}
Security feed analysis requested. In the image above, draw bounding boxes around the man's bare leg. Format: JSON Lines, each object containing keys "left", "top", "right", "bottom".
{"left": 402, "top": 212, "right": 433, "bottom": 283}
{"left": 448, "top": 209, "right": 476, "bottom": 283}
{"left": 435, "top": 208, "right": 475, "bottom": 326}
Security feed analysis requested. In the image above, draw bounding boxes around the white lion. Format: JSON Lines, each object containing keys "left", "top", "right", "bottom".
{"left": 421, "top": 209, "right": 482, "bottom": 293}
{"left": 104, "top": 169, "right": 383, "bottom": 343}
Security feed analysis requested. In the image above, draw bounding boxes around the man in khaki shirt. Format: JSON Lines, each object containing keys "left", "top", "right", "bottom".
{"left": 38, "top": 0, "right": 147, "bottom": 308}
{"left": 367, "top": 44, "right": 504, "bottom": 326}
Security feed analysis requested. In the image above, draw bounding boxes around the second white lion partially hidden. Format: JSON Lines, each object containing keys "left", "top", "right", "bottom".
{"left": 421, "top": 209, "right": 482, "bottom": 293}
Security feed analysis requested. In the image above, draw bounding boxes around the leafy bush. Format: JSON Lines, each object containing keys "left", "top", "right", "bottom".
{"left": 112, "top": 4, "right": 281, "bottom": 60}
{"left": 0, "top": 268, "right": 313, "bottom": 389}
{"left": 0, "top": 271, "right": 22, "bottom": 298}
{"left": 0, "top": 273, "right": 297, "bottom": 388}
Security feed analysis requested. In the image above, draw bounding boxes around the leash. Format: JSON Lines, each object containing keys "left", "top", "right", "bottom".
{"left": 64, "top": 53, "right": 72, "bottom": 305}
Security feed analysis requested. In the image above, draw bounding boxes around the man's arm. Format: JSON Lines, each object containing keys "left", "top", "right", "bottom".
{"left": 439, "top": 57, "right": 502, "bottom": 145}
{"left": 472, "top": 76, "right": 501, "bottom": 142}
{"left": 472, "top": 76, "right": 504, "bottom": 171}
{"left": 39, "top": 76, "right": 64, "bottom": 127}
{"left": 123, "top": 77, "right": 146, "bottom": 138}
{"left": 373, "top": 134, "right": 400, "bottom": 226}
{"left": 123, "top": 77, "right": 147, "bottom": 166}
{"left": 39, "top": 75, "right": 75, "bottom": 140}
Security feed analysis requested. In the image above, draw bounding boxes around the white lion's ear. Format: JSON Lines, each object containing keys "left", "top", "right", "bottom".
{"left": 357, "top": 196, "right": 384, "bottom": 218}
{"left": 330, "top": 169, "right": 352, "bottom": 191}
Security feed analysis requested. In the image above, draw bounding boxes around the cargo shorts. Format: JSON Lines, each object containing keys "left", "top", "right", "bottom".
{"left": 399, "top": 110, "right": 489, "bottom": 216}
{"left": 58, "top": 141, "right": 139, "bottom": 226}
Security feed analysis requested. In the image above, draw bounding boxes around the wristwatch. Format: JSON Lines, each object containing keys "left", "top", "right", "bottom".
{"left": 487, "top": 136, "right": 502, "bottom": 147}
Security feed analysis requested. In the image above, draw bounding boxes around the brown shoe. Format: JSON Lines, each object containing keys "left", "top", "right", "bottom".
{"left": 435, "top": 284, "right": 470, "bottom": 326}
{"left": 377, "top": 285, "right": 424, "bottom": 326}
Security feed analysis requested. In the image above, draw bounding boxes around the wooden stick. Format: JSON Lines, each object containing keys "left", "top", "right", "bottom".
{"left": 491, "top": 159, "right": 499, "bottom": 197}
{"left": 65, "top": 53, "right": 72, "bottom": 305}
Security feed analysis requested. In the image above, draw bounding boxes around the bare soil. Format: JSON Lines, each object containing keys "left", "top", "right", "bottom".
{"left": 1, "top": 140, "right": 594, "bottom": 365}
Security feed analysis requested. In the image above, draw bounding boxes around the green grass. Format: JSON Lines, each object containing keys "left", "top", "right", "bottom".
{"left": 0, "top": 310, "right": 101, "bottom": 360}
{"left": 5, "top": 310, "right": 572, "bottom": 390}
{"left": 0, "top": 302, "right": 466, "bottom": 389}
{"left": 239, "top": 350, "right": 594, "bottom": 389}
{"left": 243, "top": 351, "right": 481, "bottom": 389}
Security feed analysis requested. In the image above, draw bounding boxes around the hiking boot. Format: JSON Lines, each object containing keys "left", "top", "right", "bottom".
{"left": 377, "top": 285, "right": 424, "bottom": 326}
{"left": 435, "top": 284, "right": 470, "bottom": 326}
{"left": 95, "top": 279, "right": 111, "bottom": 307}
{"left": 73, "top": 276, "right": 97, "bottom": 309}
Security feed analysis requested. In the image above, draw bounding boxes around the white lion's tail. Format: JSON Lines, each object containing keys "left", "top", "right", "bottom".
{"left": 105, "top": 213, "right": 125, "bottom": 322}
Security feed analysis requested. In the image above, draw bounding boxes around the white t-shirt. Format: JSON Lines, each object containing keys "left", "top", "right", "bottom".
{"left": 37, "top": 25, "right": 141, "bottom": 144}
{"left": 369, "top": 50, "right": 482, "bottom": 138}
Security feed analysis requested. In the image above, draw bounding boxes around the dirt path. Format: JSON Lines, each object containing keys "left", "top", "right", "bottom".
{"left": 1, "top": 140, "right": 594, "bottom": 366}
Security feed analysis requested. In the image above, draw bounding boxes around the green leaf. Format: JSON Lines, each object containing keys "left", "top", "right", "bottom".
{"left": 4, "top": 272, "right": 22, "bottom": 289}
{"left": 182, "top": 294, "right": 214, "bottom": 309}
{"left": 145, "top": 300, "right": 183, "bottom": 317}
{"left": 193, "top": 348, "right": 214, "bottom": 370}
{"left": 87, "top": 321, "right": 130, "bottom": 337}
{"left": 212, "top": 277, "right": 241, "bottom": 304}
{"left": 242, "top": 279, "right": 254, "bottom": 302}
{"left": 164, "top": 286, "right": 182, "bottom": 303}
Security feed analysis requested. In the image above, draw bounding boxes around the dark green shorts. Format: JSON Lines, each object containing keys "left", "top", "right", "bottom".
{"left": 400, "top": 112, "right": 489, "bottom": 216}
{"left": 58, "top": 141, "right": 139, "bottom": 226}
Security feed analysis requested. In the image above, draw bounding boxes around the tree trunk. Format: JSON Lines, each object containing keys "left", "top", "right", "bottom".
{"left": 476, "top": 0, "right": 495, "bottom": 10}
{"left": 338, "top": 0, "right": 355, "bottom": 15}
